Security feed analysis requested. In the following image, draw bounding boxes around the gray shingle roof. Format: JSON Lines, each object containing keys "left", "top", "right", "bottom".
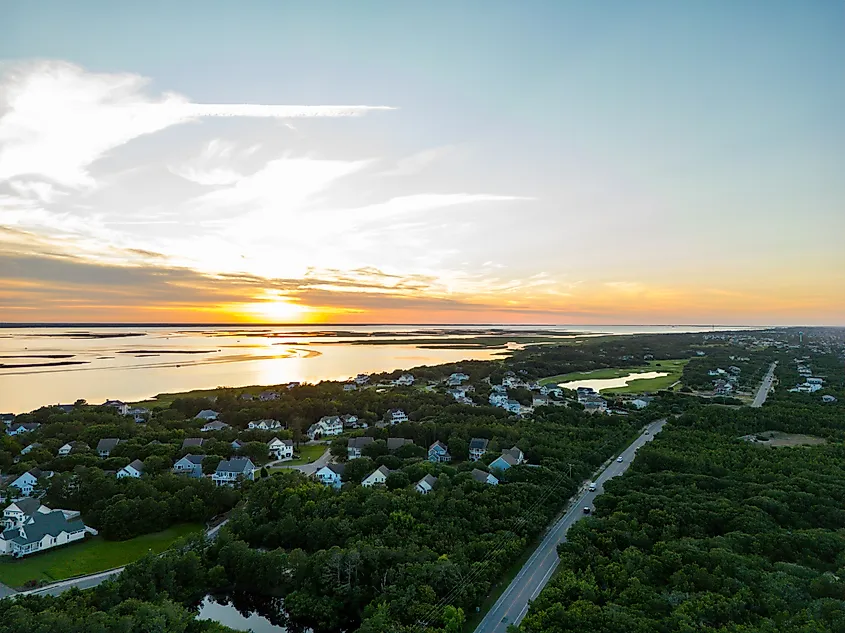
{"left": 126, "top": 459, "right": 145, "bottom": 473}
{"left": 469, "top": 438, "right": 489, "bottom": 451}
{"left": 347, "top": 436, "right": 375, "bottom": 449}
{"left": 387, "top": 437, "right": 414, "bottom": 451}
{"left": 419, "top": 474, "right": 438, "bottom": 488}
{"left": 216, "top": 458, "right": 255, "bottom": 474}
{"left": 97, "top": 438, "right": 121, "bottom": 453}
{"left": 180, "top": 454, "right": 205, "bottom": 465}
{"left": 8, "top": 497, "right": 41, "bottom": 516}
{"left": 182, "top": 438, "right": 205, "bottom": 448}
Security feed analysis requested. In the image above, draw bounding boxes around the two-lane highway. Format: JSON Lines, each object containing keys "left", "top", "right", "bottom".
{"left": 473, "top": 418, "right": 667, "bottom": 633}
{"left": 751, "top": 362, "right": 777, "bottom": 408}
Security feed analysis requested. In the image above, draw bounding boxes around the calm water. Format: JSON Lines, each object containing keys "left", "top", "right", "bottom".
{"left": 197, "top": 596, "right": 286, "bottom": 632}
{"left": 557, "top": 371, "right": 669, "bottom": 392}
{"left": 0, "top": 324, "right": 750, "bottom": 413}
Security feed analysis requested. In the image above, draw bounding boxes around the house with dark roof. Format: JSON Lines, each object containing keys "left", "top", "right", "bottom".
{"left": 96, "top": 438, "right": 122, "bottom": 458}
{"left": 316, "top": 463, "right": 345, "bottom": 488}
{"left": 212, "top": 458, "right": 257, "bottom": 487}
{"left": 172, "top": 454, "right": 205, "bottom": 478}
{"left": 471, "top": 468, "right": 499, "bottom": 486}
{"left": 201, "top": 420, "right": 231, "bottom": 432}
{"left": 268, "top": 438, "right": 294, "bottom": 460}
{"left": 415, "top": 474, "right": 438, "bottom": 494}
{"left": 7, "top": 422, "right": 40, "bottom": 436}
{"left": 0, "top": 509, "right": 93, "bottom": 558}
{"left": 347, "top": 436, "right": 375, "bottom": 459}
{"left": 117, "top": 459, "right": 145, "bottom": 479}
{"left": 182, "top": 438, "right": 206, "bottom": 449}
{"left": 195, "top": 410, "right": 219, "bottom": 421}
{"left": 386, "top": 437, "right": 414, "bottom": 452}
{"left": 362, "top": 465, "right": 391, "bottom": 487}
{"left": 489, "top": 447, "right": 524, "bottom": 472}
{"left": 469, "top": 438, "right": 489, "bottom": 461}
{"left": 3, "top": 497, "right": 47, "bottom": 529}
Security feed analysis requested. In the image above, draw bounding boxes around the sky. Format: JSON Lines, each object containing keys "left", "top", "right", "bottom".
{"left": 0, "top": 1, "right": 843, "bottom": 325}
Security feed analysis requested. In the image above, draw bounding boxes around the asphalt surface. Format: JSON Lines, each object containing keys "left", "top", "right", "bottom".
{"left": 473, "top": 418, "right": 668, "bottom": 633}
{"left": 751, "top": 362, "right": 777, "bottom": 408}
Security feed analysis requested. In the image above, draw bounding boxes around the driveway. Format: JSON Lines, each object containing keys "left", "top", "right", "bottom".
{"left": 267, "top": 446, "right": 331, "bottom": 476}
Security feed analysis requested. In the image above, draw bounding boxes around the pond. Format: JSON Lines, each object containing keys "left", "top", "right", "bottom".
{"left": 197, "top": 595, "right": 287, "bottom": 632}
{"left": 557, "top": 371, "right": 669, "bottom": 392}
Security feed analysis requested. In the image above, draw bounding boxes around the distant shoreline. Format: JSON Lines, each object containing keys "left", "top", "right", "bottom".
{"left": 0, "top": 322, "right": 774, "bottom": 328}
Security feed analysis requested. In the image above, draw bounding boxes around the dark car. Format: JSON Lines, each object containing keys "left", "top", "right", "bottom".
{"left": 583, "top": 507, "right": 591, "bottom": 514}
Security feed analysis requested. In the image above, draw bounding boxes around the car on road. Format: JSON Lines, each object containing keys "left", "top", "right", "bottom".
{"left": 583, "top": 506, "right": 591, "bottom": 514}
{"left": 616, "top": 456, "right": 623, "bottom": 462}
{"left": 644, "top": 430, "right": 650, "bottom": 435}
{"left": 588, "top": 482, "right": 596, "bottom": 491}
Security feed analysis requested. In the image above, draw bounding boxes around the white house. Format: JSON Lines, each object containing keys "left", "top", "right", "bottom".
{"left": 212, "top": 458, "right": 257, "bottom": 486}
{"left": 0, "top": 509, "right": 94, "bottom": 558}
{"left": 307, "top": 415, "right": 344, "bottom": 439}
{"left": 631, "top": 398, "right": 651, "bottom": 410}
{"left": 57, "top": 441, "right": 88, "bottom": 457}
{"left": 20, "top": 443, "right": 41, "bottom": 456}
{"left": 117, "top": 459, "right": 145, "bottom": 479}
{"left": 504, "top": 400, "right": 522, "bottom": 414}
{"left": 822, "top": 395, "right": 837, "bottom": 403}
{"left": 354, "top": 373, "right": 370, "bottom": 385}
{"left": 3, "top": 498, "right": 48, "bottom": 529}
{"left": 489, "top": 393, "right": 508, "bottom": 407}
{"left": 316, "top": 463, "right": 345, "bottom": 488}
{"left": 268, "top": 438, "right": 294, "bottom": 460}
{"left": 343, "top": 383, "right": 357, "bottom": 392}
{"left": 341, "top": 414, "right": 360, "bottom": 428}
{"left": 10, "top": 469, "right": 52, "bottom": 497}
{"left": 394, "top": 374, "right": 415, "bottom": 386}
{"left": 415, "top": 474, "right": 437, "bottom": 494}
{"left": 248, "top": 419, "right": 283, "bottom": 431}
{"left": 362, "top": 465, "right": 391, "bottom": 487}
{"left": 807, "top": 377, "right": 824, "bottom": 385}
{"left": 103, "top": 400, "right": 130, "bottom": 415}
{"left": 386, "top": 409, "right": 408, "bottom": 425}
{"left": 194, "top": 410, "right": 219, "bottom": 421}
{"left": 201, "top": 420, "right": 230, "bottom": 432}
{"left": 172, "top": 454, "right": 205, "bottom": 478}
{"left": 128, "top": 407, "right": 149, "bottom": 423}
{"left": 471, "top": 469, "right": 499, "bottom": 486}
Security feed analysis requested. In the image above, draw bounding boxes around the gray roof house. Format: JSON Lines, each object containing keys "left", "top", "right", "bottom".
{"left": 469, "top": 438, "right": 489, "bottom": 461}
{"left": 387, "top": 437, "right": 414, "bottom": 452}
{"left": 415, "top": 474, "right": 438, "bottom": 494}
{"left": 173, "top": 454, "right": 205, "bottom": 478}
{"left": 347, "top": 436, "right": 375, "bottom": 459}
{"left": 117, "top": 459, "right": 145, "bottom": 479}
{"left": 195, "top": 409, "right": 219, "bottom": 420}
{"left": 96, "top": 438, "right": 122, "bottom": 458}
{"left": 471, "top": 468, "right": 499, "bottom": 486}
{"left": 212, "top": 458, "right": 256, "bottom": 486}
{"left": 182, "top": 438, "right": 206, "bottom": 449}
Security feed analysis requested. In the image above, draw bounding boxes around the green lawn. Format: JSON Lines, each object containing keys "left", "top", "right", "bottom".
{"left": 270, "top": 444, "right": 327, "bottom": 469}
{"left": 0, "top": 523, "right": 202, "bottom": 588}
{"left": 540, "top": 359, "right": 690, "bottom": 394}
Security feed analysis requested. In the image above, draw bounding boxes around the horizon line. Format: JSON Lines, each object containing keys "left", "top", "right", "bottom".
{"left": 0, "top": 321, "right": 788, "bottom": 328}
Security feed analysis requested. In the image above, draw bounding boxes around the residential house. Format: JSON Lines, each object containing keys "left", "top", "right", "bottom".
{"left": 3, "top": 498, "right": 47, "bottom": 529}
{"left": 240, "top": 393, "right": 254, "bottom": 401}
{"left": 57, "top": 441, "right": 89, "bottom": 457}
{"left": 503, "top": 446, "right": 525, "bottom": 464}
{"left": 194, "top": 410, "right": 219, "bottom": 421}
{"left": 10, "top": 469, "right": 51, "bottom": 497}
{"left": 258, "top": 390, "right": 279, "bottom": 401}
{"left": 286, "top": 382, "right": 301, "bottom": 389}
{"left": 491, "top": 384, "right": 507, "bottom": 394}
{"left": 532, "top": 394, "right": 550, "bottom": 407}
{"left": 182, "top": 438, "right": 206, "bottom": 449}
{"left": 415, "top": 474, "right": 438, "bottom": 494}
{"left": 117, "top": 459, "right": 145, "bottom": 479}
{"left": 386, "top": 409, "right": 408, "bottom": 425}
{"left": 248, "top": 419, "right": 283, "bottom": 431}
{"left": 807, "top": 377, "right": 824, "bottom": 386}
{"left": 102, "top": 400, "right": 130, "bottom": 415}
{"left": 201, "top": 420, "right": 231, "bottom": 432}
{"left": 448, "top": 372, "right": 470, "bottom": 383}
{"left": 0, "top": 508, "right": 94, "bottom": 558}
{"left": 97, "top": 438, "right": 122, "bottom": 458}
{"left": 307, "top": 415, "right": 344, "bottom": 439}
{"left": 728, "top": 366, "right": 742, "bottom": 375}
{"left": 127, "top": 407, "right": 149, "bottom": 423}
{"left": 343, "top": 383, "right": 357, "bottom": 392}
{"left": 347, "top": 436, "right": 375, "bottom": 460}
{"left": 7, "top": 422, "right": 40, "bottom": 436}
{"left": 822, "top": 395, "right": 837, "bottom": 403}
{"left": 172, "top": 454, "right": 205, "bottom": 478}
{"left": 20, "top": 443, "right": 41, "bottom": 456}
{"left": 0, "top": 414, "right": 15, "bottom": 427}
{"left": 230, "top": 439, "right": 244, "bottom": 451}
{"left": 490, "top": 447, "right": 525, "bottom": 472}
{"left": 362, "top": 465, "right": 391, "bottom": 487}
{"left": 394, "top": 374, "right": 415, "bottom": 386}
{"left": 447, "top": 388, "right": 466, "bottom": 400}
{"left": 386, "top": 437, "right": 414, "bottom": 452}
{"left": 341, "top": 414, "right": 361, "bottom": 428}
{"left": 268, "top": 438, "right": 294, "bottom": 460}
{"left": 468, "top": 438, "right": 489, "bottom": 461}
{"left": 315, "top": 463, "right": 345, "bottom": 489}
{"left": 428, "top": 441, "right": 451, "bottom": 463}
{"left": 471, "top": 469, "right": 499, "bottom": 486}
{"left": 584, "top": 399, "right": 608, "bottom": 414}
{"left": 212, "top": 458, "right": 257, "bottom": 486}
{"left": 489, "top": 393, "right": 508, "bottom": 407}
{"left": 504, "top": 399, "right": 522, "bottom": 414}
{"left": 354, "top": 373, "right": 370, "bottom": 385}
{"left": 631, "top": 398, "right": 651, "bottom": 410}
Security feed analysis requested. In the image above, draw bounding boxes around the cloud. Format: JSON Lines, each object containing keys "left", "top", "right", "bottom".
{"left": 382, "top": 146, "right": 454, "bottom": 177}
{"left": 0, "top": 60, "right": 393, "bottom": 188}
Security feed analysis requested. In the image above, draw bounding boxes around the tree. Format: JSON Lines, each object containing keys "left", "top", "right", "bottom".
{"left": 202, "top": 455, "right": 223, "bottom": 475}
{"left": 442, "top": 605, "right": 465, "bottom": 633}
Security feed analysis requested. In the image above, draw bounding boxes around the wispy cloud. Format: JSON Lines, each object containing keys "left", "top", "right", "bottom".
{"left": 0, "top": 60, "right": 393, "bottom": 188}
{"left": 382, "top": 146, "right": 454, "bottom": 177}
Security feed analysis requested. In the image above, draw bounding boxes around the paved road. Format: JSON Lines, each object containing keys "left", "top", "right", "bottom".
{"left": 267, "top": 446, "right": 331, "bottom": 475}
{"left": 473, "top": 419, "right": 668, "bottom": 633}
{"left": 0, "top": 583, "right": 16, "bottom": 599}
{"left": 751, "top": 362, "right": 777, "bottom": 408}
{"left": 15, "top": 519, "right": 229, "bottom": 598}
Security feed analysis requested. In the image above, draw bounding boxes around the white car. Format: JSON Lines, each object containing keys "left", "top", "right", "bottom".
{"left": 616, "top": 456, "right": 624, "bottom": 463}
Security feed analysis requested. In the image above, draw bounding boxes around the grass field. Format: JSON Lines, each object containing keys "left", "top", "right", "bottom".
{"left": 271, "top": 444, "right": 327, "bottom": 469}
{"left": 540, "top": 359, "right": 690, "bottom": 394}
{"left": 0, "top": 523, "right": 202, "bottom": 588}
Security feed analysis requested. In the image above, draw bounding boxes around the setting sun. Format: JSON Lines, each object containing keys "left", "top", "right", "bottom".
{"left": 236, "top": 296, "right": 313, "bottom": 323}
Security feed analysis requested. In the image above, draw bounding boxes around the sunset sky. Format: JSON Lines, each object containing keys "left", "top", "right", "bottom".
{"left": 1, "top": 1, "right": 843, "bottom": 325}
